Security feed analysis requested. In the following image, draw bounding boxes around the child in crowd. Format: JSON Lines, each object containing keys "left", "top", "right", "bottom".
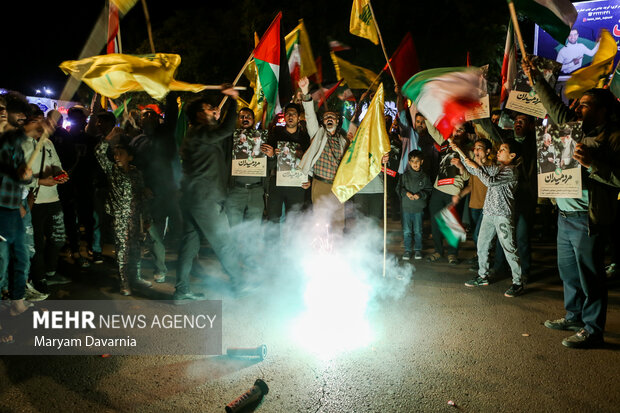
{"left": 95, "top": 128, "right": 151, "bottom": 295}
{"left": 452, "top": 139, "right": 525, "bottom": 297}
{"left": 397, "top": 150, "right": 432, "bottom": 260}
{"left": 455, "top": 138, "right": 493, "bottom": 270}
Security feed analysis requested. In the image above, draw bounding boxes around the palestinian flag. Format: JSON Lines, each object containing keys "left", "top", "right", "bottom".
{"left": 254, "top": 12, "right": 282, "bottom": 124}
{"left": 435, "top": 205, "right": 466, "bottom": 248}
{"left": 512, "top": 0, "right": 578, "bottom": 43}
{"left": 401, "top": 67, "right": 483, "bottom": 139}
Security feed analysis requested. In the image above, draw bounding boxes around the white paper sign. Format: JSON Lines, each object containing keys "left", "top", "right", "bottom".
{"left": 536, "top": 122, "right": 583, "bottom": 198}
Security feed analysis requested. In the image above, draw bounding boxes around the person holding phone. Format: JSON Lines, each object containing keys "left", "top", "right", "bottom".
{"left": 22, "top": 110, "right": 70, "bottom": 295}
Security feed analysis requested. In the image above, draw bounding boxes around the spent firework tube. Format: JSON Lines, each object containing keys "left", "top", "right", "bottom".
{"left": 225, "top": 379, "right": 269, "bottom": 413}
{"left": 226, "top": 345, "right": 267, "bottom": 360}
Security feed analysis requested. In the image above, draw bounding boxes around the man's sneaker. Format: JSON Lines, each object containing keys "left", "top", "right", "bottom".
{"left": 465, "top": 276, "right": 489, "bottom": 287}
{"left": 153, "top": 273, "right": 166, "bottom": 283}
{"left": 76, "top": 257, "right": 90, "bottom": 268}
{"left": 173, "top": 291, "right": 205, "bottom": 305}
{"left": 47, "top": 274, "right": 72, "bottom": 286}
{"left": 132, "top": 278, "right": 152, "bottom": 289}
{"left": 562, "top": 329, "right": 604, "bottom": 349}
{"left": 92, "top": 252, "right": 104, "bottom": 264}
{"left": 402, "top": 251, "right": 411, "bottom": 261}
{"left": 414, "top": 251, "right": 423, "bottom": 260}
{"left": 466, "top": 255, "right": 478, "bottom": 265}
{"left": 544, "top": 317, "right": 585, "bottom": 331}
{"left": 24, "top": 282, "right": 49, "bottom": 301}
{"left": 606, "top": 263, "right": 616, "bottom": 278}
{"left": 447, "top": 254, "right": 459, "bottom": 265}
{"left": 504, "top": 283, "right": 524, "bottom": 297}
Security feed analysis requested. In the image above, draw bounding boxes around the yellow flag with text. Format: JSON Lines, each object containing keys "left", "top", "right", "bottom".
{"left": 330, "top": 51, "right": 378, "bottom": 90}
{"left": 60, "top": 53, "right": 209, "bottom": 101}
{"left": 350, "top": 0, "right": 379, "bottom": 45}
{"left": 566, "top": 29, "right": 618, "bottom": 99}
{"left": 332, "top": 83, "right": 390, "bottom": 203}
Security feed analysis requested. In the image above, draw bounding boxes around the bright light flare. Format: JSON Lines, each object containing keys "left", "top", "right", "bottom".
{"left": 292, "top": 251, "right": 373, "bottom": 359}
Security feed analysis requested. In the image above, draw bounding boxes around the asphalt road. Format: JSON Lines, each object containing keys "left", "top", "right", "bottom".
{"left": 0, "top": 218, "right": 619, "bottom": 413}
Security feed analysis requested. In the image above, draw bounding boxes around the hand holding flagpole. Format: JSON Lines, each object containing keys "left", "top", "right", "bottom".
{"left": 506, "top": 0, "right": 534, "bottom": 86}
{"left": 219, "top": 52, "right": 255, "bottom": 110}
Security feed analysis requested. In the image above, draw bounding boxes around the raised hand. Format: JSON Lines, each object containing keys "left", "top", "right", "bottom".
{"left": 298, "top": 77, "right": 310, "bottom": 95}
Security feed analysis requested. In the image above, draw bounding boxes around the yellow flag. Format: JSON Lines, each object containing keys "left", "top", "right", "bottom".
{"left": 350, "top": 0, "right": 379, "bottom": 45}
{"left": 110, "top": 0, "right": 139, "bottom": 15}
{"left": 59, "top": 53, "right": 209, "bottom": 101}
{"left": 244, "top": 58, "right": 265, "bottom": 124}
{"left": 285, "top": 20, "right": 318, "bottom": 78}
{"left": 238, "top": 32, "right": 266, "bottom": 122}
{"left": 565, "top": 29, "right": 617, "bottom": 99}
{"left": 237, "top": 97, "right": 251, "bottom": 110}
{"left": 332, "top": 83, "right": 390, "bottom": 203}
{"left": 330, "top": 51, "right": 378, "bottom": 90}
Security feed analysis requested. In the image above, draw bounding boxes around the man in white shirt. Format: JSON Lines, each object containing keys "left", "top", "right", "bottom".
{"left": 556, "top": 29, "right": 599, "bottom": 74}
{"left": 22, "top": 111, "right": 70, "bottom": 294}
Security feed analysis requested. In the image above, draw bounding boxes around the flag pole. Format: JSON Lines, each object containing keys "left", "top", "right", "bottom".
{"left": 367, "top": 0, "right": 398, "bottom": 88}
{"left": 383, "top": 165, "right": 387, "bottom": 278}
{"left": 506, "top": 0, "right": 534, "bottom": 85}
{"left": 141, "top": 0, "right": 156, "bottom": 53}
{"left": 361, "top": 69, "right": 384, "bottom": 99}
{"left": 219, "top": 52, "right": 255, "bottom": 110}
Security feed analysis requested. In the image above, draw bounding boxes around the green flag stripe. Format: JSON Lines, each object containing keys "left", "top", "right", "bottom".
{"left": 513, "top": 0, "right": 571, "bottom": 42}
{"left": 435, "top": 216, "right": 461, "bottom": 248}
{"left": 401, "top": 67, "right": 470, "bottom": 102}
{"left": 254, "top": 58, "right": 279, "bottom": 123}
{"left": 286, "top": 32, "right": 299, "bottom": 59}
{"left": 360, "top": 5, "right": 372, "bottom": 24}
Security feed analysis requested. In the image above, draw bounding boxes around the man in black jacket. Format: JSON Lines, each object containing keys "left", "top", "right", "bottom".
{"left": 175, "top": 86, "right": 242, "bottom": 303}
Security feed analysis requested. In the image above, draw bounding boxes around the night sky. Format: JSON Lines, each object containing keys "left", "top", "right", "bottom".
{"left": 2, "top": 0, "right": 516, "bottom": 101}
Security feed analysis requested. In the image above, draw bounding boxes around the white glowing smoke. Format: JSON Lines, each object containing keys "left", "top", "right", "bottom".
{"left": 292, "top": 250, "right": 373, "bottom": 358}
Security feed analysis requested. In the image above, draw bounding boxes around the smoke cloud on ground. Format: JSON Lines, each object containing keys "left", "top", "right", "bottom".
{"left": 205, "top": 201, "right": 414, "bottom": 358}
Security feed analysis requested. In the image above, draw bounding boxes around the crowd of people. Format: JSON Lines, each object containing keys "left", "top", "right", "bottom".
{"left": 0, "top": 62, "right": 618, "bottom": 348}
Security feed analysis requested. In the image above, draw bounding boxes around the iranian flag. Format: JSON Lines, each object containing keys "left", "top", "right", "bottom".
{"left": 401, "top": 67, "right": 483, "bottom": 139}
{"left": 254, "top": 12, "right": 282, "bottom": 124}
{"left": 285, "top": 20, "right": 317, "bottom": 85}
{"left": 512, "top": 0, "right": 578, "bottom": 43}
{"left": 500, "top": 21, "right": 517, "bottom": 107}
{"left": 435, "top": 205, "right": 466, "bottom": 248}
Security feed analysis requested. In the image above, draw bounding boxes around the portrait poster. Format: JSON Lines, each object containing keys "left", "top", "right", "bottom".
{"left": 465, "top": 65, "right": 490, "bottom": 121}
{"left": 506, "top": 55, "right": 562, "bottom": 118}
{"left": 536, "top": 122, "right": 584, "bottom": 198}
{"left": 436, "top": 143, "right": 461, "bottom": 187}
{"left": 231, "top": 128, "right": 267, "bottom": 177}
{"left": 276, "top": 141, "right": 307, "bottom": 187}
{"left": 534, "top": 0, "right": 620, "bottom": 81}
